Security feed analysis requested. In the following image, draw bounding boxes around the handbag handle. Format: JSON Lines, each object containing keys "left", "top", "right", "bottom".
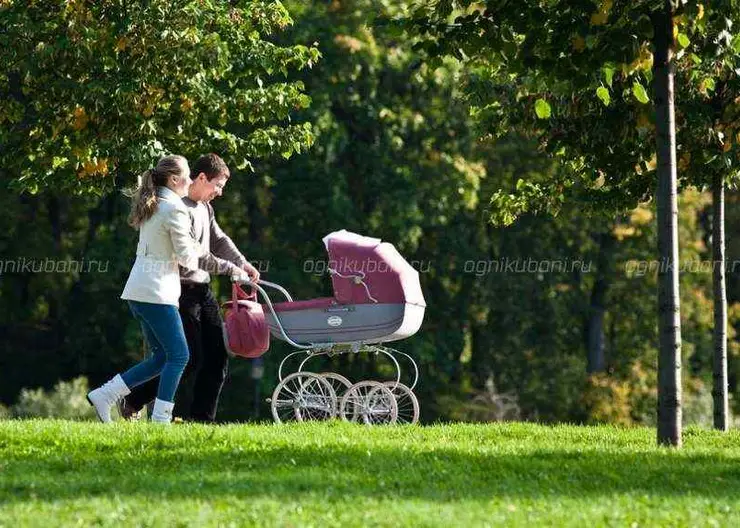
{"left": 233, "top": 282, "right": 257, "bottom": 302}
{"left": 224, "top": 282, "right": 257, "bottom": 311}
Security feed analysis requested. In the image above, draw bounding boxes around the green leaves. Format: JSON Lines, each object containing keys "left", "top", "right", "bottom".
{"left": 0, "top": 1, "right": 318, "bottom": 193}
{"left": 596, "top": 86, "right": 610, "bottom": 106}
{"left": 732, "top": 33, "right": 740, "bottom": 53}
{"left": 603, "top": 65, "right": 615, "bottom": 88}
{"left": 632, "top": 81, "right": 650, "bottom": 104}
{"left": 535, "top": 99, "right": 552, "bottom": 119}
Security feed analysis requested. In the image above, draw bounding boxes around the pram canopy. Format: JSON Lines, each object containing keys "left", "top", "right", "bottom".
{"left": 323, "top": 230, "right": 426, "bottom": 307}
{"left": 265, "top": 230, "right": 426, "bottom": 345}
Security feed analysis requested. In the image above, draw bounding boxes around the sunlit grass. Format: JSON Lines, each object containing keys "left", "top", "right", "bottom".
{"left": 1, "top": 420, "right": 739, "bottom": 527}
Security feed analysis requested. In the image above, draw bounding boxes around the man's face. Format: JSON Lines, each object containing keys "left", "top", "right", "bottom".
{"left": 188, "top": 172, "right": 228, "bottom": 202}
{"left": 206, "top": 174, "right": 228, "bottom": 201}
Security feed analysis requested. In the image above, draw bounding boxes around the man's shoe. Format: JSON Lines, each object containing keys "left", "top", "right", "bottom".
{"left": 117, "top": 397, "right": 143, "bottom": 422}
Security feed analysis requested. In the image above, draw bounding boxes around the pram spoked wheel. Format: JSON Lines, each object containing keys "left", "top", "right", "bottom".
{"left": 319, "top": 372, "right": 352, "bottom": 413}
{"left": 270, "top": 372, "right": 337, "bottom": 423}
{"left": 383, "top": 382, "right": 420, "bottom": 424}
{"left": 340, "top": 381, "right": 398, "bottom": 425}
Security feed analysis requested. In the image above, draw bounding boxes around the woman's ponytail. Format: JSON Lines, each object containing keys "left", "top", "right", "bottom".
{"left": 127, "top": 169, "right": 159, "bottom": 228}
{"left": 125, "top": 155, "right": 188, "bottom": 229}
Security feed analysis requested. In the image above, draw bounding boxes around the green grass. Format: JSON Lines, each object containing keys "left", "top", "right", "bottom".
{"left": 1, "top": 421, "right": 739, "bottom": 527}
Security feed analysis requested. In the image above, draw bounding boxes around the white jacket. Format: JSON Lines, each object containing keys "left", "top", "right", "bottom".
{"left": 121, "top": 187, "right": 205, "bottom": 306}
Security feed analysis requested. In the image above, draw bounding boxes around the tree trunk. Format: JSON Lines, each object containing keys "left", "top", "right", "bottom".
{"left": 653, "top": 2, "right": 682, "bottom": 447}
{"left": 586, "top": 232, "right": 616, "bottom": 373}
{"left": 712, "top": 172, "right": 729, "bottom": 431}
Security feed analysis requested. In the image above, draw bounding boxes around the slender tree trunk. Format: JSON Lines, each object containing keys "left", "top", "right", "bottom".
{"left": 586, "top": 232, "right": 616, "bottom": 373}
{"left": 653, "top": 2, "right": 682, "bottom": 447}
{"left": 712, "top": 172, "right": 729, "bottom": 431}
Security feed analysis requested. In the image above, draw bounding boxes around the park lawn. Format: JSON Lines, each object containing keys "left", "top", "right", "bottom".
{"left": 0, "top": 421, "right": 739, "bottom": 527}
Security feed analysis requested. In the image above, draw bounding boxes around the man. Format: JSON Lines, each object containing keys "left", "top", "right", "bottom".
{"left": 120, "top": 153, "right": 260, "bottom": 422}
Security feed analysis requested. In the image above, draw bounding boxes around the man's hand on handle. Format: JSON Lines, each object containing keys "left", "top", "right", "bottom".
{"left": 241, "top": 261, "right": 260, "bottom": 283}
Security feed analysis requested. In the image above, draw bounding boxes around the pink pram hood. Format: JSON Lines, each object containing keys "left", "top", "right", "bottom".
{"left": 322, "top": 230, "right": 426, "bottom": 307}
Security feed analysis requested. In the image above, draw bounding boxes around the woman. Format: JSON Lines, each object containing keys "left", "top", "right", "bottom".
{"left": 88, "top": 155, "right": 205, "bottom": 423}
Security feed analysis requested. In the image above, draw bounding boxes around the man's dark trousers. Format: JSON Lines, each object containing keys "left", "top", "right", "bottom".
{"left": 126, "top": 283, "right": 229, "bottom": 422}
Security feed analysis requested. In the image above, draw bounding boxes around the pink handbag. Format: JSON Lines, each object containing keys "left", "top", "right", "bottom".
{"left": 222, "top": 283, "right": 270, "bottom": 359}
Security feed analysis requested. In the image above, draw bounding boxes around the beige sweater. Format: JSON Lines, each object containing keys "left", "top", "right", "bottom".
{"left": 179, "top": 198, "right": 247, "bottom": 284}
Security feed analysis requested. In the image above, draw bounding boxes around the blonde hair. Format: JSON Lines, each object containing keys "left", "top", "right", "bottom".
{"left": 126, "top": 155, "right": 188, "bottom": 228}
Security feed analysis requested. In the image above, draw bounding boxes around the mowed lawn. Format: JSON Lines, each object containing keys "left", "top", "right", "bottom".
{"left": 0, "top": 421, "right": 739, "bottom": 527}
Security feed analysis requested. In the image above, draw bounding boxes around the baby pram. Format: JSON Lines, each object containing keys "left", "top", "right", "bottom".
{"left": 237, "top": 230, "right": 426, "bottom": 424}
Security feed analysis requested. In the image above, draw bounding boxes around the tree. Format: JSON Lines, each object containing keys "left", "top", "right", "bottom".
{"left": 406, "top": 0, "right": 740, "bottom": 445}
{"left": 653, "top": 1, "right": 682, "bottom": 447}
{"left": 0, "top": 0, "right": 319, "bottom": 194}
{"left": 669, "top": 9, "right": 740, "bottom": 431}
{"left": 712, "top": 171, "right": 729, "bottom": 430}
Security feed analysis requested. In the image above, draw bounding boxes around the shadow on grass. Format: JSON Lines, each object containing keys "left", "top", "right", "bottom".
{"left": 2, "top": 435, "right": 740, "bottom": 503}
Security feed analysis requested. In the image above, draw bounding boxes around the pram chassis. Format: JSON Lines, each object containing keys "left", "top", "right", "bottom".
{"left": 236, "top": 278, "right": 420, "bottom": 424}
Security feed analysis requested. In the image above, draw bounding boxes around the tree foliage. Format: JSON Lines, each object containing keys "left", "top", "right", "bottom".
{"left": 408, "top": 1, "right": 740, "bottom": 219}
{"left": 0, "top": 0, "right": 319, "bottom": 193}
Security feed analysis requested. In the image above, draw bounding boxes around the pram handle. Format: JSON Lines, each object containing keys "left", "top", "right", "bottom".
{"left": 231, "top": 276, "right": 294, "bottom": 302}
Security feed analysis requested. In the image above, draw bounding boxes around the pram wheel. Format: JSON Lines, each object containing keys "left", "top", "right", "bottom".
{"left": 383, "top": 382, "right": 420, "bottom": 424}
{"left": 339, "top": 381, "right": 398, "bottom": 425}
{"left": 270, "top": 372, "right": 337, "bottom": 423}
{"left": 318, "top": 372, "right": 353, "bottom": 404}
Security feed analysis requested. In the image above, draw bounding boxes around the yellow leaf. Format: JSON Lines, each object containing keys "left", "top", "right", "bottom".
{"left": 613, "top": 225, "right": 637, "bottom": 241}
{"left": 630, "top": 206, "right": 653, "bottom": 226}
{"left": 96, "top": 158, "right": 109, "bottom": 175}
{"left": 180, "top": 98, "right": 194, "bottom": 112}
{"left": 572, "top": 35, "right": 586, "bottom": 52}
{"left": 590, "top": 11, "right": 608, "bottom": 26}
{"left": 114, "top": 37, "right": 128, "bottom": 52}
{"left": 697, "top": 4, "right": 704, "bottom": 20}
{"left": 72, "top": 106, "right": 89, "bottom": 131}
{"left": 699, "top": 79, "right": 708, "bottom": 96}
{"left": 593, "top": 172, "right": 605, "bottom": 189}
{"left": 644, "top": 153, "right": 657, "bottom": 172}
{"left": 334, "top": 34, "right": 364, "bottom": 53}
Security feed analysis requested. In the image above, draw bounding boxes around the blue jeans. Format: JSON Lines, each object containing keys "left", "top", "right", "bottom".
{"left": 121, "top": 301, "right": 190, "bottom": 403}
